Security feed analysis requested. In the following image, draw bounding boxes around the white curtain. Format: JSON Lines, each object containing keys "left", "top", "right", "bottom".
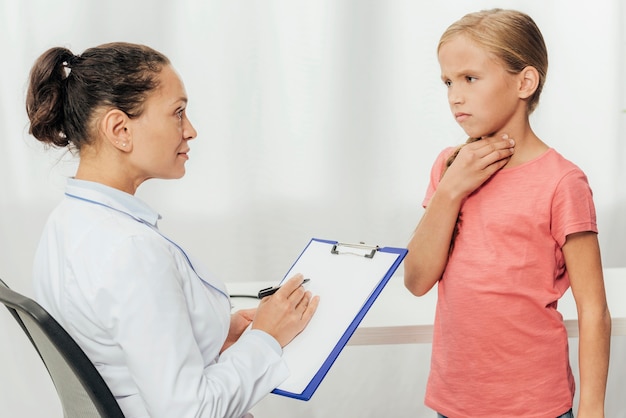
{"left": 1, "top": 1, "right": 624, "bottom": 417}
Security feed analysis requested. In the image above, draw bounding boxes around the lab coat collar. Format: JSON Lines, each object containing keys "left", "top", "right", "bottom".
{"left": 65, "top": 178, "right": 161, "bottom": 227}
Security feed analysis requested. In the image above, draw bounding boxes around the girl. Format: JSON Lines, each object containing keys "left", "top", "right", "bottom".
{"left": 403, "top": 9, "right": 610, "bottom": 418}
{"left": 26, "top": 42, "right": 319, "bottom": 418}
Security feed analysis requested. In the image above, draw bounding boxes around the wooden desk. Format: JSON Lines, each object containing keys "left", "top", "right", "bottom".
{"left": 227, "top": 267, "right": 626, "bottom": 346}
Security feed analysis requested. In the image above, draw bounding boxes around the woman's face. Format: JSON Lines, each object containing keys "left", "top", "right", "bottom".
{"left": 126, "top": 65, "right": 197, "bottom": 185}
{"left": 438, "top": 34, "right": 522, "bottom": 139}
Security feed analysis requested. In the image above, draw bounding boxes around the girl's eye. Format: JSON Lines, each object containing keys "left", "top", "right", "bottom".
{"left": 444, "top": 80, "right": 452, "bottom": 87}
{"left": 466, "top": 76, "right": 477, "bottom": 83}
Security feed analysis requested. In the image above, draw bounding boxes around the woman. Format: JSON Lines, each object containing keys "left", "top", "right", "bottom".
{"left": 26, "top": 42, "right": 319, "bottom": 418}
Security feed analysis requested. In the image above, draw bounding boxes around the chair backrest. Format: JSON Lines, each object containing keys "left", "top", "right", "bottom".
{"left": 0, "top": 278, "right": 125, "bottom": 418}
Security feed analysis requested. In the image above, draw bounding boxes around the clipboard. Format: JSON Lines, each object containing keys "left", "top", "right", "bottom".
{"left": 271, "top": 238, "right": 407, "bottom": 401}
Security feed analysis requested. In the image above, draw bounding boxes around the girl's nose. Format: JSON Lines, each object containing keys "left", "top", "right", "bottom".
{"left": 448, "top": 86, "right": 464, "bottom": 105}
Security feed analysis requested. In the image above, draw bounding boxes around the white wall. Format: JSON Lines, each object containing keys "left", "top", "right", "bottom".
{"left": 1, "top": 0, "right": 624, "bottom": 416}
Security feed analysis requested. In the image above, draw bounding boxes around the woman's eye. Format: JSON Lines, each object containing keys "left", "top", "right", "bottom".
{"left": 466, "top": 76, "right": 477, "bottom": 83}
{"left": 176, "top": 110, "right": 184, "bottom": 120}
{"left": 444, "top": 80, "right": 452, "bottom": 87}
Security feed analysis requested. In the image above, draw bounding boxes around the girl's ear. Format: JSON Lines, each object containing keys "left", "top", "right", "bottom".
{"left": 101, "top": 109, "right": 133, "bottom": 152}
{"left": 518, "top": 66, "right": 540, "bottom": 100}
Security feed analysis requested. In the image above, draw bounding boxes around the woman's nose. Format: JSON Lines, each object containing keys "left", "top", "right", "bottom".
{"left": 184, "top": 117, "right": 197, "bottom": 140}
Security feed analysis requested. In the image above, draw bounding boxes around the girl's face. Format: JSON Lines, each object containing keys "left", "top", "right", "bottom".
{"left": 126, "top": 65, "right": 197, "bottom": 185}
{"left": 438, "top": 34, "right": 524, "bottom": 139}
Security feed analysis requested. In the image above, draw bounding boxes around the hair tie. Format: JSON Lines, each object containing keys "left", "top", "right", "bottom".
{"left": 62, "top": 54, "right": 78, "bottom": 79}
{"left": 61, "top": 61, "right": 72, "bottom": 79}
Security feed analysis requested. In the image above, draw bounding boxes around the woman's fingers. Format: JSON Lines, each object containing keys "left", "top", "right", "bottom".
{"left": 275, "top": 274, "right": 307, "bottom": 299}
{"left": 299, "top": 293, "right": 319, "bottom": 323}
{"left": 251, "top": 273, "right": 319, "bottom": 346}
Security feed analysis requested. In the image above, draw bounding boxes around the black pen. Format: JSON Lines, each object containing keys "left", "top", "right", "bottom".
{"left": 258, "top": 278, "right": 310, "bottom": 299}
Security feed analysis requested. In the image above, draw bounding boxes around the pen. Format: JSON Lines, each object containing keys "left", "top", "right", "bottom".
{"left": 258, "top": 278, "right": 310, "bottom": 299}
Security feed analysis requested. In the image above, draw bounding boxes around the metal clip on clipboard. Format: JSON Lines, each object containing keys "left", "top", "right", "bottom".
{"left": 330, "top": 242, "right": 380, "bottom": 259}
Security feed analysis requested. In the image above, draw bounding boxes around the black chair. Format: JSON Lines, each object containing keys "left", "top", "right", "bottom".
{"left": 0, "top": 278, "right": 125, "bottom": 418}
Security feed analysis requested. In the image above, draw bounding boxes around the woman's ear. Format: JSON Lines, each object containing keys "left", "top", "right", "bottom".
{"left": 518, "top": 66, "right": 540, "bottom": 100}
{"left": 101, "top": 109, "right": 133, "bottom": 152}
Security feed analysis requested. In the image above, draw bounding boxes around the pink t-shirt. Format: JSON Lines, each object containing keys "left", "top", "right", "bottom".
{"left": 423, "top": 148, "right": 597, "bottom": 418}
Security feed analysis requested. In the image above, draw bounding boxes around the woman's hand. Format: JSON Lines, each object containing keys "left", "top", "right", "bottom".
{"left": 251, "top": 273, "right": 320, "bottom": 347}
{"left": 220, "top": 308, "right": 257, "bottom": 353}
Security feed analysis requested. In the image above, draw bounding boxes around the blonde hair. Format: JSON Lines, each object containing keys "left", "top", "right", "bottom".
{"left": 441, "top": 9, "right": 548, "bottom": 169}
{"left": 439, "top": 8, "right": 547, "bottom": 115}
{"left": 439, "top": 9, "right": 548, "bottom": 250}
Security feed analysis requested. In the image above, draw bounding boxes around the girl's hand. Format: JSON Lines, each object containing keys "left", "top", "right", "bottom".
{"left": 441, "top": 134, "right": 515, "bottom": 200}
{"left": 251, "top": 274, "right": 319, "bottom": 347}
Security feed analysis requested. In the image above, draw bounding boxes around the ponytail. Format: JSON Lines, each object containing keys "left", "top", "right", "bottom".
{"left": 444, "top": 137, "right": 481, "bottom": 171}
{"left": 26, "top": 47, "right": 75, "bottom": 148}
{"left": 25, "top": 42, "right": 169, "bottom": 152}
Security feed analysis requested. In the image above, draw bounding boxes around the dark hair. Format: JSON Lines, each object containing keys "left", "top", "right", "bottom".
{"left": 26, "top": 42, "right": 170, "bottom": 150}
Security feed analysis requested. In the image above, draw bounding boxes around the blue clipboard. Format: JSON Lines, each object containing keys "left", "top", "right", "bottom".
{"left": 270, "top": 238, "right": 407, "bottom": 401}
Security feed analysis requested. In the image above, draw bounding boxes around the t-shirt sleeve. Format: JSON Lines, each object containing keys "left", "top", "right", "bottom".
{"left": 423, "top": 147, "right": 456, "bottom": 208}
{"left": 551, "top": 168, "right": 598, "bottom": 247}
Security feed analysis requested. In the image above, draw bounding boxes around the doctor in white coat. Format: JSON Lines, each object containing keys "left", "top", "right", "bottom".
{"left": 26, "top": 42, "right": 319, "bottom": 418}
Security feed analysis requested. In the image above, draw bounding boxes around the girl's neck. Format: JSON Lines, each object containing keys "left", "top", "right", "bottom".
{"left": 484, "top": 121, "right": 548, "bottom": 169}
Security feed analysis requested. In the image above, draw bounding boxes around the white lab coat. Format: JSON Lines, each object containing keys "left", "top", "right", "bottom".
{"left": 33, "top": 179, "right": 289, "bottom": 418}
